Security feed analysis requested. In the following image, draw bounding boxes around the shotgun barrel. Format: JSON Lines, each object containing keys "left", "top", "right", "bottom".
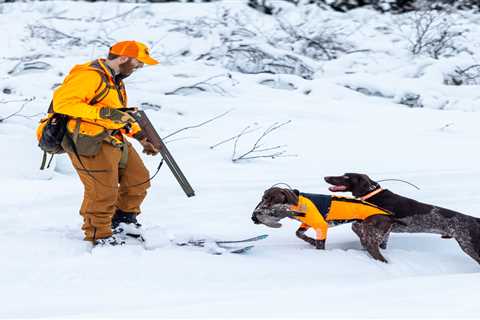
{"left": 132, "top": 110, "right": 195, "bottom": 197}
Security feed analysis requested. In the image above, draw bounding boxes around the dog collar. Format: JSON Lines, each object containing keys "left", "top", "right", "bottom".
{"left": 359, "top": 188, "right": 384, "bottom": 201}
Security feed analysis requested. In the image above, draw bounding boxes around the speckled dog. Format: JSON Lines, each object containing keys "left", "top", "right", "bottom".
{"left": 324, "top": 173, "right": 480, "bottom": 264}
{"left": 251, "top": 187, "right": 398, "bottom": 262}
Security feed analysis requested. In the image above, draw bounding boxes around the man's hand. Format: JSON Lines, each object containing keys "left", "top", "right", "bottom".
{"left": 99, "top": 107, "right": 136, "bottom": 125}
{"left": 139, "top": 138, "right": 160, "bottom": 156}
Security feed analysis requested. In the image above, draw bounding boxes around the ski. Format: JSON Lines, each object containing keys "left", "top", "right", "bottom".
{"left": 104, "top": 230, "right": 268, "bottom": 255}
{"left": 206, "top": 244, "right": 255, "bottom": 255}
{"left": 216, "top": 234, "right": 269, "bottom": 244}
{"left": 174, "top": 234, "right": 268, "bottom": 255}
{"left": 229, "top": 245, "right": 254, "bottom": 254}
{"left": 179, "top": 234, "right": 269, "bottom": 247}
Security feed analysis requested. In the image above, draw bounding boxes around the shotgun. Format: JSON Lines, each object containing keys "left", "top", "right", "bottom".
{"left": 131, "top": 110, "right": 195, "bottom": 197}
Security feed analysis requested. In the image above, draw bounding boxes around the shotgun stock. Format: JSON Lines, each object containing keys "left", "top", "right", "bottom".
{"left": 131, "top": 110, "right": 195, "bottom": 197}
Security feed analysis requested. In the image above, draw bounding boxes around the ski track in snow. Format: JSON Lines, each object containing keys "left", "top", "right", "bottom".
{"left": 1, "top": 1, "right": 480, "bottom": 318}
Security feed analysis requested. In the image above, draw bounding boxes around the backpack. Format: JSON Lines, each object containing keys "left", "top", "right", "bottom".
{"left": 38, "top": 102, "right": 68, "bottom": 153}
{"left": 37, "top": 62, "right": 113, "bottom": 170}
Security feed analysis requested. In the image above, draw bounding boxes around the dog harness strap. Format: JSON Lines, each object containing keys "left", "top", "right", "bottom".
{"left": 359, "top": 188, "right": 384, "bottom": 201}
{"left": 328, "top": 196, "right": 392, "bottom": 220}
{"left": 300, "top": 193, "right": 331, "bottom": 218}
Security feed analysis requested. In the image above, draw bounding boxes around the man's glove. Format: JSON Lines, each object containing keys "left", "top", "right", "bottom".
{"left": 139, "top": 138, "right": 160, "bottom": 156}
{"left": 99, "top": 107, "right": 136, "bottom": 125}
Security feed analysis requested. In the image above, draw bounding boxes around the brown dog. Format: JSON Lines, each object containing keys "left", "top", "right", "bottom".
{"left": 325, "top": 173, "right": 480, "bottom": 264}
{"left": 252, "top": 187, "right": 397, "bottom": 262}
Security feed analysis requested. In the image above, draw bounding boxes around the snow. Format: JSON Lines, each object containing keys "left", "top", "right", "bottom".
{"left": 1, "top": 0, "right": 480, "bottom": 318}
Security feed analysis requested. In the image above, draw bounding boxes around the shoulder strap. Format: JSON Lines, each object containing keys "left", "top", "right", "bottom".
{"left": 88, "top": 67, "right": 110, "bottom": 106}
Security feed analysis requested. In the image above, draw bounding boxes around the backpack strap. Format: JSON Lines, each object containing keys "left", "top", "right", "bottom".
{"left": 91, "top": 59, "right": 127, "bottom": 107}
{"left": 39, "top": 151, "right": 54, "bottom": 170}
{"left": 88, "top": 64, "right": 111, "bottom": 106}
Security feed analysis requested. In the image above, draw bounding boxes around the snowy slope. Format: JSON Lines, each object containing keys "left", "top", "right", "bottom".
{"left": 1, "top": 1, "right": 480, "bottom": 318}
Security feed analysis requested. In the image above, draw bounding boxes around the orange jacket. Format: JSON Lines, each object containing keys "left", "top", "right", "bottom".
{"left": 52, "top": 59, "right": 142, "bottom": 139}
{"left": 290, "top": 195, "right": 391, "bottom": 241}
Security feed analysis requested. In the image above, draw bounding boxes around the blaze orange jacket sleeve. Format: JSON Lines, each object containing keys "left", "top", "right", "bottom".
{"left": 53, "top": 70, "right": 102, "bottom": 120}
{"left": 122, "top": 122, "right": 143, "bottom": 139}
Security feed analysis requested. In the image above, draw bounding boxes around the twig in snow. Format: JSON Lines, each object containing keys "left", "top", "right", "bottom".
{"left": 0, "top": 98, "right": 36, "bottom": 123}
{"left": 209, "top": 125, "right": 260, "bottom": 149}
{"left": 163, "top": 109, "right": 233, "bottom": 141}
{"left": 231, "top": 120, "right": 296, "bottom": 162}
{"left": 164, "top": 74, "right": 236, "bottom": 96}
{"left": 96, "top": 6, "right": 142, "bottom": 23}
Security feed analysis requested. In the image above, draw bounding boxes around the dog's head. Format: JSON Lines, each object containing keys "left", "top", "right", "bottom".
{"left": 324, "top": 173, "right": 380, "bottom": 198}
{"left": 251, "top": 187, "right": 300, "bottom": 228}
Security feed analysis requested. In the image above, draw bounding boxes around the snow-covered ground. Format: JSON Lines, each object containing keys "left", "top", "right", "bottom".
{"left": 2, "top": 1, "right": 480, "bottom": 318}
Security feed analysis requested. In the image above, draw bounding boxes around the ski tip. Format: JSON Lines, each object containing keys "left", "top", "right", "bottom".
{"left": 257, "top": 234, "right": 269, "bottom": 240}
{"left": 230, "top": 245, "right": 255, "bottom": 254}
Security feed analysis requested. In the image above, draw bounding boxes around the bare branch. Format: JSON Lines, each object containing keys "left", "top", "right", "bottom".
{"left": 0, "top": 98, "right": 33, "bottom": 104}
{"left": 0, "top": 98, "right": 36, "bottom": 123}
{"left": 231, "top": 120, "right": 294, "bottom": 162}
{"left": 232, "top": 125, "right": 253, "bottom": 161}
{"left": 403, "top": 9, "right": 465, "bottom": 59}
{"left": 163, "top": 109, "right": 233, "bottom": 141}
{"left": 445, "top": 64, "right": 480, "bottom": 85}
{"left": 209, "top": 126, "right": 260, "bottom": 149}
{"left": 96, "top": 6, "right": 142, "bottom": 23}
{"left": 164, "top": 74, "right": 235, "bottom": 96}
{"left": 235, "top": 152, "right": 297, "bottom": 161}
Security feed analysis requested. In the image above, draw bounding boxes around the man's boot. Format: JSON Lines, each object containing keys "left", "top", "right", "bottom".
{"left": 94, "top": 234, "right": 126, "bottom": 247}
{"left": 112, "top": 209, "right": 143, "bottom": 239}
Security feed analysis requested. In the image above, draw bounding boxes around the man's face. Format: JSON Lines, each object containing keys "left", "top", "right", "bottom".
{"left": 118, "top": 58, "right": 144, "bottom": 79}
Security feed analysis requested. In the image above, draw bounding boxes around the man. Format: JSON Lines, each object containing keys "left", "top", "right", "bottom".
{"left": 53, "top": 40, "right": 160, "bottom": 246}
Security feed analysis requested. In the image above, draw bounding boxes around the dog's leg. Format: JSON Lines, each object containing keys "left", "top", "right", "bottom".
{"left": 379, "top": 232, "right": 390, "bottom": 250}
{"left": 352, "top": 222, "right": 367, "bottom": 248}
{"left": 455, "top": 237, "right": 480, "bottom": 264}
{"left": 353, "top": 219, "right": 389, "bottom": 262}
{"left": 452, "top": 217, "right": 480, "bottom": 264}
{"left": 361, "top": 215, "right": 394, "bottom": 263}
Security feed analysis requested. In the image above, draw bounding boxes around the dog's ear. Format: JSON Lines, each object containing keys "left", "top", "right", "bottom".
{"left": 282, "top": 189, "right": 299, "bottom": 204}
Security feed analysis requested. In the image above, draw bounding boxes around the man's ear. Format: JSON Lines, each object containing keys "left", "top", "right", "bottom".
{"left": 118, "top": 56, "right": 130, "bottom": 63}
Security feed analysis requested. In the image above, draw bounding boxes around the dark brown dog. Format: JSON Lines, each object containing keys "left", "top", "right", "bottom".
{"left": 324, "top": 173, "right": 480, "bottom": 264}
{"left": 252, "top": 187, "right": 396, "bottom": 262}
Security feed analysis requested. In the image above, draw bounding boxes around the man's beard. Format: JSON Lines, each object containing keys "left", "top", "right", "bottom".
{"left": 117, "top": 58, "right": 136, "bottom": 80}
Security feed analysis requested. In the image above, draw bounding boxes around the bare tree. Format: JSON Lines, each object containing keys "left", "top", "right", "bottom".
{"left": 275, "top": 18, "right": 353, "bottom": 61}
{"left": 402, "top": 8, "right": 465, "bottom": 59}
